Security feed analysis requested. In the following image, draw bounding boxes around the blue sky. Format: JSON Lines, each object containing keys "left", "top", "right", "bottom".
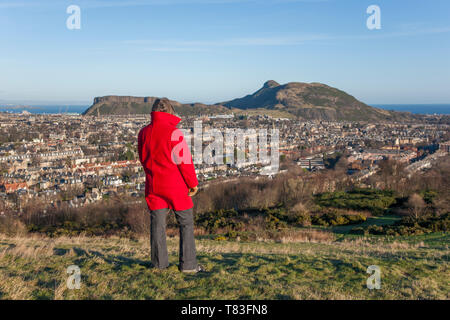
{"left": 1, "top": 0, "right": 449, "bottom": 105}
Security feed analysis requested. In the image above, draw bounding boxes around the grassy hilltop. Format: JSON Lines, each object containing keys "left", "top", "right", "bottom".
{"left": 0, "top": 231, "right": 448, "bottom": 300}
{"left": 1, "top": 184, "right": 448, "bottom": 300}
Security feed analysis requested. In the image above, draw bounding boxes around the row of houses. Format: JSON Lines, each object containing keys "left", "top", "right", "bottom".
{"left": 0, "top": 149, "right": 83, "bottom": 162}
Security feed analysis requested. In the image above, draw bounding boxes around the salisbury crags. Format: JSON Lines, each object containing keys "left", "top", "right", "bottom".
{"left": 83, "top": 95, "right": 231, "bottom": 117}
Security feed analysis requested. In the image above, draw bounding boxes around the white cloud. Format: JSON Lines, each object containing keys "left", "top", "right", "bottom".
{"left": 143, "top": 47, "right": 208, "bottom": 52}
{"left": 0, "top": 0, "right": 328, "bottom": 9}
{"left": 341, "top": 26, "right": 450, "bottom": 40}
{"left": 123, "top": 26, "right": 450, "bottom": 52}
{"left": 81, "top": 0, "right": 328, "bottom": 8}
{"left": 0, "top": 2, "right": 28, "bottom": 8}
{"left": 124, "top": 34, "right": 329, "bottom": 50}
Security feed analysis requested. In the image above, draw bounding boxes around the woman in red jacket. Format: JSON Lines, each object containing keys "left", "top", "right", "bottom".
{"left": 138, "top": 98, "right": 203, "bottom": 273}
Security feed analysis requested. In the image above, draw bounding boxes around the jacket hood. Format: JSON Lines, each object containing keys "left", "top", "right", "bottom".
{"left": 151, "top": 111, "right": 181, "bottom": 126}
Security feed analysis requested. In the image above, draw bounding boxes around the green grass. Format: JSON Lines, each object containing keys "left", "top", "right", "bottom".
{"left": 314, "top": 189, "right": 397, "bottom": 215}
{"left": 332, "top": 215, "right": 402, "bottom": 234}
{"left": 0, "top": 232, "right": 448, "bottom": 300}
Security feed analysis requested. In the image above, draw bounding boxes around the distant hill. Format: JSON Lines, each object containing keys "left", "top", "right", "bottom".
{"left": 220, "top": 80, "right": 415, "bottom": 121}
{"left": 83, "top": 81, "right": 418, "bottom": 121}
{"left": 82, "top": 96, "right": 231, "bottom": 117}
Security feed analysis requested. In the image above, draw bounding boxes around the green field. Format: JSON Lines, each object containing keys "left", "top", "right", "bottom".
{"left": 0, "top": 231, "right": 448, "bottom": 300}
{"left": 331, "top": 215, "right": 402, "bottom": 234}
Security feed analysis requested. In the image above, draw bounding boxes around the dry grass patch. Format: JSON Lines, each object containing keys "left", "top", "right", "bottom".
{"left": 0, "top": 233, "right": 448, "bottom": 300}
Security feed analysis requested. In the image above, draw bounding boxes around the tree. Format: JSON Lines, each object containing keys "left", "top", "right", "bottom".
{"left": 0, "top": 198, "right": 6, "bottom": 214}
{"left": 377, "top": 159, "right": 407, "bottom": 194}
{"left": 406, "top": 193, "right": 426, "bottom": 220}
{"left": 119, "top": 149, "right": 135, "bottom": 161}
{"left": 121, "top": 169, "right": 134, "bottom": 183}
{"left": 0, "top": 162, "right": 8, "bottom": 174}
{"left": 334, "top": 155, "right": 349, "bottom": 180}
{"left": 31, "top": 155, "right": 42, "bottom": 167}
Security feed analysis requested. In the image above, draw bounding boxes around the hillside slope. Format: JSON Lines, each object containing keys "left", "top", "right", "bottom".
{"left": 220, "top": 80, "right": 413, "bottom": 121}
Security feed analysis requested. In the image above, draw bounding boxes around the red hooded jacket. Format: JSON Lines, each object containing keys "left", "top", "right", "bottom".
{"left": 138, "top": 111, "right": 198, "bottom": 211}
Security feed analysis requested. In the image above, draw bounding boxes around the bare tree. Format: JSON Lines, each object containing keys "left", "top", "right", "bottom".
{"left": 406, "top": 193, "right": 426, "bottom": 220}
{"left": 31, "top": 155, "right": 42, "bottom": 168}
{"left": 0, "top": 162, "right": 8, "bottom": 174}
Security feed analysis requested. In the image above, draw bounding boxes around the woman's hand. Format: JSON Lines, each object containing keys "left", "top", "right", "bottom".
{"left": 188, "top": 186, "right": 198, "bottom": 197}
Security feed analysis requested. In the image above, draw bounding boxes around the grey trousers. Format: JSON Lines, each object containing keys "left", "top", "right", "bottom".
{"left": 150, "top": 208, "right": 198, "bottom": 270}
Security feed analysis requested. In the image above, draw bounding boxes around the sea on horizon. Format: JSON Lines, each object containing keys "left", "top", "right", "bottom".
{"left": 0, "top": 104, "right": 449, "bottom": 115}
{"left": 0, "top": 105, "right": 88, "bottom": 115}
{"left": 371, "top": 104, "right": 450, "bottom": 115}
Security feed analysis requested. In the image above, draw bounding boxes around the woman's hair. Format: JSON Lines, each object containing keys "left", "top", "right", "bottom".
{"left": 152, "top": 98, "right": 175, "bottom": 115}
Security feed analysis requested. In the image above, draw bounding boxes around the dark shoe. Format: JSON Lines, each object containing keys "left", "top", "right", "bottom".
{"left": 181, "top": 265, "right": 207, "bottom": 274}
{"left": 150, "top": 262, "right": 169, "bottom": 270}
